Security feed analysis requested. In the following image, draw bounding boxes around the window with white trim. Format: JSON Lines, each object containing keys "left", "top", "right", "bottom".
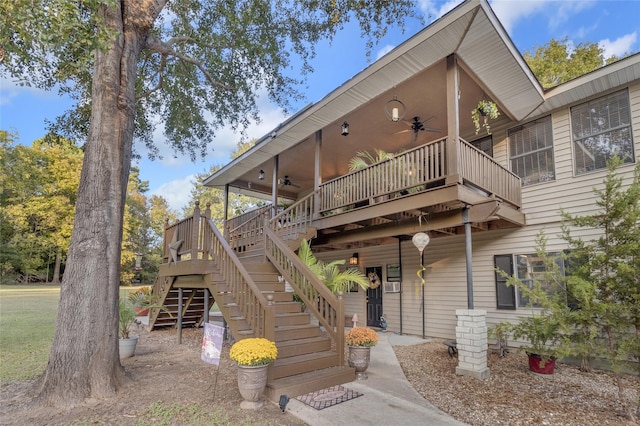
{"left": 494, "top": 253, "right": 565, "bottom": 309}
{"left": 571, "top": 89, "right": 634, "bottom": 174}
{"left": 508, "top": 116, "right": 555, "bottom": 186}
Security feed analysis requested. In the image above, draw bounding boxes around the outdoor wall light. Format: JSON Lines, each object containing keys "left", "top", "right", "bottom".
{"left": 349, "top": 253, "right": 359, "bottom": 265}
{"left": 384, "top": 94, "right": 406, "bottom": 122}
{"left": 258, "top": 169, "right": 265, "bottom": 180}
{"left": 341, "top": 121, "right": 349, "bottom": 136}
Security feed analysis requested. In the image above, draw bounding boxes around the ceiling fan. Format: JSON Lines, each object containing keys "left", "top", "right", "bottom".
{"left": 396, "top": 116, "right": 441, "bottom": 142}
{"left": 278, "top": 176, "right": 300, "bottom": 188}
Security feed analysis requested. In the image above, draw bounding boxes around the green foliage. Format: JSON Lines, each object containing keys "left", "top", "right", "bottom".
{"left": 471, "top": 100, "right": 499, "bottom": 135}
{"left": 348, "top": 149, "right": 396, "bottom": 172}
{"left": 0, "top": 135, "right": 82, "bottom": 282}
{"left": 185, "top": 161, "right": 265, "bottom": 229}
{"left": 523, "top": 37, "right": 624, "bottom": 89}
{"left": 1, "top": 0, "right": 417, "bottom": 157}
{"left": 562, "top": 158, "right": 640, "bottom": 376}
{"left": 559, "top": 158, "right": 640, "bottom": 420}
{"left": 297, "top": 239, "right": 369, "bottom": 295}
{"left": 118, "top": 298, "right": 138, "bottom": 339}
{"left": 494, "top": 232, "right": 571, "bottom": 361}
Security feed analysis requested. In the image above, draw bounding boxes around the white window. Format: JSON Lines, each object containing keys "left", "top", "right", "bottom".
{"left": 508, "top": 116, "right": 555, "bottom": 186}
{"left": 571, "top": 89, "right": 634, "bottom": 174}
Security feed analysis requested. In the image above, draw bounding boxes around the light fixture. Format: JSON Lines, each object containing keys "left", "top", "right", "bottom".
{"left": 384, "top": 93, "right": 406, "bottom": 122}
{"left": 349, "top": 253, "right": 359, "bottom": 265}
{"left": 258, "top": 169, "right": 265, "bottom": 180}
{"left": 341, "top": 121, "right": 349, "bottom": 136}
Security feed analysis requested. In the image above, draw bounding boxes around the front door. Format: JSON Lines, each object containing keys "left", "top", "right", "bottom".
{"left": 365, "top": 266, "right": 383, "bottom": 327}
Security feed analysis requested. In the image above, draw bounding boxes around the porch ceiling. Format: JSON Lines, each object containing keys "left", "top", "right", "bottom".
{"left": 204, "top": 0, "right": 543, "bottom": 200}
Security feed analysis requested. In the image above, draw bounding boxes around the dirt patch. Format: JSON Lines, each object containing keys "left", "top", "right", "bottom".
{"left": 0, "top": 328, "right": 305, "bottom": 426}
{"left": 2, "top": 329, "right": 639, "bottom": 425}
{"left": 394, "top": 342, "right": 640, "bottom": 425}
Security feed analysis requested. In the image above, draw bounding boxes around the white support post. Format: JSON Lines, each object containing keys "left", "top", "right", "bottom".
{"left": 455, "top": 309, "right": 490, "bottom": 379}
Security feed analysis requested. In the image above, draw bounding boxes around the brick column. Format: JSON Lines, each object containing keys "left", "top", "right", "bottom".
{"left": 455, "top": 309, "right": 490, "bottom": 379}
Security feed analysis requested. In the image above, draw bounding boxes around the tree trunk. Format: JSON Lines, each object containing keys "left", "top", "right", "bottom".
{"left": 36, "top": 2, "right": 154, "bottom": 406}
{"left": 52, "top": 249, "right": 62, "bottom": 284}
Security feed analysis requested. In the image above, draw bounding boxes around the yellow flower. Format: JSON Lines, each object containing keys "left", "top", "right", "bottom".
{"left": 345, "top": 327, "right": 378, "bottom": 347}
{"left": 229, "top": 338, "right": 278, "bottom": 366}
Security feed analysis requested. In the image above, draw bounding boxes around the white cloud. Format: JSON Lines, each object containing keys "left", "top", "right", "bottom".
{"left": 151, "top": 174, "right": 197, "bottom": 212}
{"left": 418, "top": 0, "right": 462, "bottom": 21}
{"left": 490, "top": 0, "right": 549, "bottom": 34}
{"left": 600, "top": 32, "right": 638, "bottom": 58}
{"left": 376, "top": 44, "right": 395, "bottom": 60}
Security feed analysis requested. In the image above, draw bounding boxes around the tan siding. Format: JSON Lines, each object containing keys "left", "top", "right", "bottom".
{"left": 308, "top": 82, "right": 640, "bottom": 341}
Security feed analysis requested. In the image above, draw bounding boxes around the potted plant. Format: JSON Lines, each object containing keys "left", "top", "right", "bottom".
{"left": 229, "top": 337, "right": 278, "bottom": 409}
{"left": 345, "top": 326, "right": 378, "bottom": 379}
{"left": 119, "top": 298, "right": 140, "bottom": 359}
{"left": 471, "top": 100, "right": 500, "bottom": 135}
{"left": 128, "top": 286, "right": 154, "bottom": 315}
{"left": 297, "top": 239, "right": 370, "bottom": 295}
{"left": 494, "top": 232, "right": 570, "bottom": 375}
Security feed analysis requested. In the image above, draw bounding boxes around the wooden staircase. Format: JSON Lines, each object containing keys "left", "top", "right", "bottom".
{"left": 149, "top": 197, "right": 354, "bottom": 401}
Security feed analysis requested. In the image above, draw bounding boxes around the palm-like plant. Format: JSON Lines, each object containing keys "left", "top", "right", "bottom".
{"left": 348, "top": 149, "right": 395, "bottom": 172}
{"left": 298, "top": 239, "right": 370, "bottom": 294}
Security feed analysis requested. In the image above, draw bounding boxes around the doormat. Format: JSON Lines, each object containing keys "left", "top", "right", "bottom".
{"left": 295, "top": 385, "right": 363, "bottom": 410}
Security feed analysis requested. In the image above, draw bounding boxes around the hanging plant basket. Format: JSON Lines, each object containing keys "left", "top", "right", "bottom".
{"left": 471, "top": 100, "right": 500, "bottom": 135}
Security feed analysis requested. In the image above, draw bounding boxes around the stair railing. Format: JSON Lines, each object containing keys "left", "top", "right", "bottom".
{"left": 263, "top": 217, "right": 345, "bottom": 362}
{"left": 269, "top": 192, "right": 316, "bottom": 244}
{"left": 205, "top": 218, "right": 276, "bottom": 341}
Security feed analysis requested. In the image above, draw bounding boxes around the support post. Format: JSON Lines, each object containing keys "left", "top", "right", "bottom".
{"left": 455, "top": 309, "right": 490, "bottom": 379}
{"left": 463, "top": 206, "right": 474, "bottom": 309}
{"left": 203, "top": 288, "right": 209, "bottom": 324}
{"left": 177, "top": 288, "right": 183, "bottom": 344}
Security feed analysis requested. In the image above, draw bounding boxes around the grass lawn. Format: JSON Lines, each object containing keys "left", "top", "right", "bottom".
{"left": 0, "top": 285, "right": 60, "bottom": 385}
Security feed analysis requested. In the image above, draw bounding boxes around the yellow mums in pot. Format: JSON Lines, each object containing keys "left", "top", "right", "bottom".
{"left": 230, "top": 338, "right": 278, "bottom": 366}
{"left": 345, "top": 327, "right": 378, "bottom": 347}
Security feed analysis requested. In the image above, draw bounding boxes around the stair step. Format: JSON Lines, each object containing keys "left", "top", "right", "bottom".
{"left": 276, "top": 336, "right": 332, "bottom": 358}
{"left": 275, "top": 324, "right": 321, "bottom": 341}
{"left": 275, "top": 312, "right": 310, "bottom": 326}
{"left": 274, "top": 301, "right": 305, "bottom": 314}
{"left": 265, "top": 365, "right": 355, "bottom": 401}
{"left": 271, "top": 351, "right": 339, "bottom": 380}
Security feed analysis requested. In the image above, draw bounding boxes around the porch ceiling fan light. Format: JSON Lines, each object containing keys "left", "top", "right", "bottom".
{"left": 385, "top": 95, "right": 406, "bottom": 122}
{"left": 258, "top": 169, "right": 265, "bottom": 180}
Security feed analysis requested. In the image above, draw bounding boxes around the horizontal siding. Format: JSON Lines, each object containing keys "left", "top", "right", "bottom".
{"left": 308, "top": 82, "right": 640, "bottom": 341}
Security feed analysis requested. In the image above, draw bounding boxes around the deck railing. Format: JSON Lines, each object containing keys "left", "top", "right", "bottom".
{"left": 163, "top": 201, "right": 212, "bottom": 263}
{"left": 206, "top": 217, "right": 276, "bottom": 340}
{"left": 318, "top": 138, "right": 446, "bottom": 213}
{"left": 458, "top": 138, "right": 522, "bottom": 207}
{"left": 269, "top": 191, "right": 316, "bottom": 242}
{"left": 263, "top": 220, "right": 344, "bottom": 361}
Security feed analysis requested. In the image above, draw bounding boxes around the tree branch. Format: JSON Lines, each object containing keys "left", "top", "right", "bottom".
{"left": 145, "top": 35, "right": 233, "bottom": 91}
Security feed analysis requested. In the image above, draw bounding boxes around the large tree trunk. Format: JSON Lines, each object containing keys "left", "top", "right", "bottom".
{"left": 36, "top": 2, "right": 153, "bottom": 406}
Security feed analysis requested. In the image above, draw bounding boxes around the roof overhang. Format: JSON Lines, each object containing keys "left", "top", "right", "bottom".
{"left": 526, "top": 52, "right": 640, "bottom": 119}
{"left": 204, "top": 0, "right": 544, "bottom": 190}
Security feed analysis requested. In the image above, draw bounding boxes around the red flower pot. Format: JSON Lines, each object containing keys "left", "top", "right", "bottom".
{"left": 134, "top": 307, "right": 149, "bottom": 316}
{"left": 527, "top": 353, "right": 556, "bottom": 375}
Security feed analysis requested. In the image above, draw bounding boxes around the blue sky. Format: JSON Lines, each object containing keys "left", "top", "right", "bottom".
{"left": 1, "top": 0, "right": 639, "bottom": 211}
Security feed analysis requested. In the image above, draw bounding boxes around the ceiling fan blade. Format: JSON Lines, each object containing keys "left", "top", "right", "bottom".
{"left": 423, "top": 127, "right": 442, "bottom": 133}
{"left": 394, "top": 129, "right": 412, "bottom": 135}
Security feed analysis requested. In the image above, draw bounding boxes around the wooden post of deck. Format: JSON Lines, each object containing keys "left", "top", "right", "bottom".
{"left": 191, "top": 201, "right": 201, "bottom": 260}
{"left": 445, "top": 53, "right": 461, "bottom": 184}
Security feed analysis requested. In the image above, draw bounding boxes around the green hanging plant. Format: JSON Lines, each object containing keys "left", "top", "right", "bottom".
{"left": 471, "top": 100, "right": 500, "bottom": 135}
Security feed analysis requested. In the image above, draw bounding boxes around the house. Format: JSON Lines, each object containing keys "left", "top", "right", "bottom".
{"left": 149, "top": 0, "right": 640, "bottom": 397}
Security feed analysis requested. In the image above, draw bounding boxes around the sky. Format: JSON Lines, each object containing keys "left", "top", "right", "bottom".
{"left": 1, "top": 0, "right": 639, "bottom": 212}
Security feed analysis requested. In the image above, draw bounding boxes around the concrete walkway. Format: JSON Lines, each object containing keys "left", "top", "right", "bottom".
{"left": 285, "top": 332, "right": 466, "bottom": 426}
